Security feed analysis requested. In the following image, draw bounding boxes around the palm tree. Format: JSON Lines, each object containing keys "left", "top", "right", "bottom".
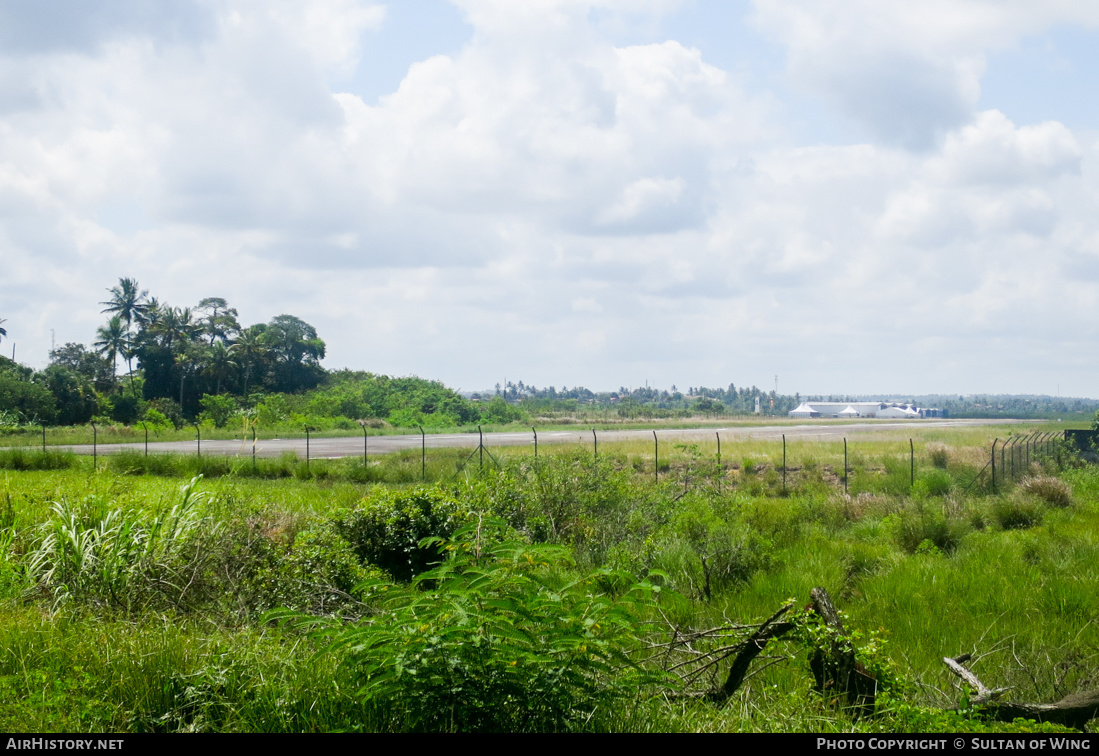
{"left": 100, "top": 278, "right": 149, "bottom": 330}
{"left": 230, "top": 327, "right": 268, "bottom": 399}
{"left": 151, "top": 306, "right": 198, "bottom": 353}
{"left": 204, "top": 340, "right": 238, "bottom": 395}
{"left": 0, "top": 318, "right": 6, "bottom": 347}
{"left": 94, "top": 316, "right": 128, "bottom": 390}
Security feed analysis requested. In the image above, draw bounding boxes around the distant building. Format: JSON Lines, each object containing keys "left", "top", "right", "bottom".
{"left": 788, "top": 401, "right": 944, "bottom": 419}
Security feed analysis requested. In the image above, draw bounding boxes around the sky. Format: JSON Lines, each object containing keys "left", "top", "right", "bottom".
{"left": 2, "top": 0, "right": 1099, "bottom": 398}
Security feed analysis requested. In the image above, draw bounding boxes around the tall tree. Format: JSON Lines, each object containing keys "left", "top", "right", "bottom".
{"left": 93, "top": 316, "right": 128, "bottom": 390}
{"left": 196, "top": 297, "right": 240, "bottom": 345}
{"left": 203, "top": 340, "right": 238, "bottom": 395}
{"left": 100, "top": 278, "right": 149, "bottom": 330}
{"left": 230, "top": 326, "right": 268, "bottom": 399}
{"left": 262, "top": 315, "right": 326, "bottom": 393}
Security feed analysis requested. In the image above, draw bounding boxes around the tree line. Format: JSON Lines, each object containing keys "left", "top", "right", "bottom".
{"left": 5, "top": 280, "right": 1096, "bottom": 430}
{"left": 0, "top": 278, "right": 515, "bottom": 429}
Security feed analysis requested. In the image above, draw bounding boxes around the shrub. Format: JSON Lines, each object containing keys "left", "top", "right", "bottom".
{"left": 927, "top": 444, "right": 950, "bottom": 469}
{"left": 108, "top": 394, "right": 142, "bottom": 425}
{"left": 247, "top": 523, "right": 377, "bottom": 615}
{"left": 652, "top": 497, "right": 773, "bottom": 599}
{"left": 895, "top": 508, "right": 967, "bottom": 554}
{"left": 271, "top": 518, "right": 664, "bottom": 732}
{"left": 199, "top": 394, "right": 238, "bottom": 429}
{"left": 1016, "top": 476, "right": 1072, "bottom": 508}
{"left": 993, "top": 495, "right": 1044, "bottom": 531}
{"left": 913, "top": 469, "right": 953, "bottom": 497}
{"left": 335, "top": 486, "right": 469, "bottom": 582}
{"left": 145, "top": 398, "right": 184, "bottom": 429}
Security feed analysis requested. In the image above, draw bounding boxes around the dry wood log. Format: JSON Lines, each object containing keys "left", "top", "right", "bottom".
{"left": 807, "top": 587, "right": 878, "bottom": 716}
{"left": 712, "top": 602, "right": 796, "bottom": 701}
{"left": 944, "top": 655, "right": 1099, "bottom": 730}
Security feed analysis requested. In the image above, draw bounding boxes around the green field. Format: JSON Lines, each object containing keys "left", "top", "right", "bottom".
{"left": 0, "top": 424, "right": 1095, "bottom": 733}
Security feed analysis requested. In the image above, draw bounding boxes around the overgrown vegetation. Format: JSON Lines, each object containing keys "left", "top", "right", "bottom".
{"left": 0, "top": 425, "right": 1096, "bottom": 733}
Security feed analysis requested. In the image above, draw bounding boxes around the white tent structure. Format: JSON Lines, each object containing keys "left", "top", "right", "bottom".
{"left": 788, "top": 401, "right": 941, "bottom": 419}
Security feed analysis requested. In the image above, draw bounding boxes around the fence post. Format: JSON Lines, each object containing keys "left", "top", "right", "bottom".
{"left": 252, "top": 426, "right": 257, "bottom": 470}
{"left": 41, "top": 424, "right": 46, "bottom": 453}
{"left": 195, "top": 424, "right": 201, "bottom": 458}
{"left": 532, "top": 426, "right": 538, "bottom": 459}
{"left": 782, "top": 433, "right": 787, "bottom": 494}
{"left": 91, "top": 422, "right": 97, "bottom": 470}
{"left": 991, "top": 439, "right": 998, "bottom": 493}
{"left": 362, "top": 422, "right": 368, "bottom": 465}
{"left": 419, "top": 425, "right": 426, "bottom": 480}
{"left": 305, "top": 426, "right": 311, "bottom": 470}
{"left": 910, "top": 438, "right": 914, "bottom": 488}
{"left": 592, "top": 428, "right": 598, "bottom": 461}
{"left": 843, "top": 438, "right": 848, "bottom": 495}
{"left": 716, "top": 432, "right": 721, "bottom": 465}
{"left": 141, "top": 421, "right": 148, "bottom": 456}
{"left": 653, "top": 430, "right": 659, "bottom": 482}
{"left": 478, "top": 425, "right": 484, "bottom": 469}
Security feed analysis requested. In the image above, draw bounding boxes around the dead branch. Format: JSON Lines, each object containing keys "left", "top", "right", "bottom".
{"left": 944, "top": 654, "right": 1099, "bottom": 729}
{"left": 806, "top": 587, "right": 879, "bottom": 717}
{"left": 712, "top": 600, "right": 797, "bottom": 702}
{"left": 649, "top": 599, "right": 798, "bottom": 699}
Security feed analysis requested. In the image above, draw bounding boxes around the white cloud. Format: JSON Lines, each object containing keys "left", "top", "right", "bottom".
{"left": 930, "top": 109, "right": 1082, "bottom": 185}
{"left": 750, "top": 1, "right": 1099, "bottom": 149}
{"left": 1, "top": 1, "right": 1099, "bottom": 396}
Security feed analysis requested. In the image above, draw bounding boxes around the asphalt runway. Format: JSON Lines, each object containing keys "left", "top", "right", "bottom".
{"left": 51, "top": 419, "right": 1030, "bottom": 460}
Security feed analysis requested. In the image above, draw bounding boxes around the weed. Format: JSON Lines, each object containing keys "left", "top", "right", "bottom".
{"left": 927, "top": 444, "right": 950, "bottom": 469}
{"left": 894, "top": 507, "right": 967, "bottom": 554}
{"left": 993, "top": 495, "right": 1045, "bottom": 531}
{"left": 1016, "top": 476, "right": 1072, "bottom": 508}
{"left": 271, "top": 517, "right": 666, "bottom": 732}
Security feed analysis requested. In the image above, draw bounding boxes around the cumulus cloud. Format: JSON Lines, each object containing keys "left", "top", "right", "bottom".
{"left": 750, "top": 0, "right": 1099, "bottom": 149}
{"left": 1, "top": 0, "right": 1098, "bottom": 396}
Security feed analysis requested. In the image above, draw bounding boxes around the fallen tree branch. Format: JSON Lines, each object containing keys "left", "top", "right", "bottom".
{"left": 944, "top": 654, "right": 1099, "bottom": 729}
{"left": 712, "top": 600, "right": 797, "bottom": 701}
{"left": 806, "top": 587, "right": 879, "bottom": 717}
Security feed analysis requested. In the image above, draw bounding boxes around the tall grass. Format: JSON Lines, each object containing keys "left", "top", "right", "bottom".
{"left": 0, "top": 426, "right": 1095, "bottom": 732}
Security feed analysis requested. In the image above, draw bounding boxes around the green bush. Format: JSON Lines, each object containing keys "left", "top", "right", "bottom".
{"left": 335, "top": 486, "right": 469, "bottom": 582}
{"left": 927, "top": 444, "right": 950, "bottom": 469}
{"left": 914, "top": 469, "right": 953, "bottom": 497}
{"left": 894, "top": 508, "right": 967, "bottom": 554}
{"left": 461, "top": 453, "right": 637, "bottom": 566}
{"left": 247, "top": 523, "right": 377, "bottom": 615}
{"left": 993, "top": 494, "right": 1045, "bottom": 531}
{"left": 198, "top": 394, "right": 238, "bottom": 429}
{"left": 651, "top": 496, "right": 773, "bottom": 599}
{"left": 145, "top": 399, "right": 184, "bottom": 429}
{"left": 271, "top": 518, "right": 665, "bottom": 732}
{"left": 108, "top": 394, "right": 142, "bottom": 425}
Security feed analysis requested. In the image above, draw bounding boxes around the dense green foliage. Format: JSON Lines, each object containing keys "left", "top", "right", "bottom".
{"left": 0, "top": 427, "right": 1096, "bottom": 732}
{"left": 275, "top": 518, "right": 663, "bottom": 732}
